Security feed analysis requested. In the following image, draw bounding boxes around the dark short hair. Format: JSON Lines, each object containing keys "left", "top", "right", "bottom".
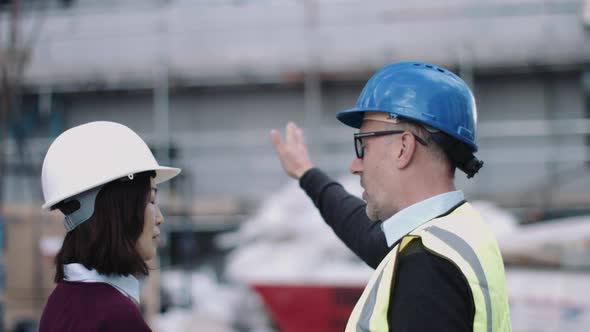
{"left": 53, "top": 170, "right": 156, "bottom": 282}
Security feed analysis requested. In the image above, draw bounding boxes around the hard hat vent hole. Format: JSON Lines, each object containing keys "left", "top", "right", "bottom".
{"left": 425, "top": 65, "right": 433, "bottom": 68}
{"left": 413, "top": 63, "right": 421, "bottom": 66}
{"left": 437, "top": 68, "right": 445, "bottom": 73}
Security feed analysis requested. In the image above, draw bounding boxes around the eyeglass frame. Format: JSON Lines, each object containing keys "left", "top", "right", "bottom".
{"left": 354, "top": 130, "right": 428, "bottom": 159}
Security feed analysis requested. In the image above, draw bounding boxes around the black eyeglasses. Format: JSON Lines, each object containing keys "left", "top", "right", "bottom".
{"left": 354, "top": 130, "right": 428, "bottom": 158}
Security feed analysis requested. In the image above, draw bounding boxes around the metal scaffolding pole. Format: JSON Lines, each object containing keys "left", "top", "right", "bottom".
{"left": 150, "top": 22, "right": 170, "bottom": 325}
{"left": 153, "top": 60, "right": 171, "bottom": 167}
{"left": 303, "top": 0, "right": 323, "bottom": 151}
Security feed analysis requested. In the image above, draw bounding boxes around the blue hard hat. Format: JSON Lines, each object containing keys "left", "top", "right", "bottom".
{"left": 337, "top": 62, "right": 478, "bottom": 152}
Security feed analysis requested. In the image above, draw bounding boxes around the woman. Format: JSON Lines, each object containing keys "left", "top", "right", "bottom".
{"left": 39, "top": 121, "right": 180, "bottom": 332}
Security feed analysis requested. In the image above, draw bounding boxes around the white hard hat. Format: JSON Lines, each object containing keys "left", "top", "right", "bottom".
{"left": 41, "top": 121, "right": 181, "bottom": 210}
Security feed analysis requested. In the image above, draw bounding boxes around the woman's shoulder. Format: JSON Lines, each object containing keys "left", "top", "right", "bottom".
{"left": 50, "top": 281, "right": 138, "bottom": 309}
{"left": 97, "top": 300, "right": 152, "bottom": 331}
{"left": 42, "top": 282, "right": 152, "bottom": 332}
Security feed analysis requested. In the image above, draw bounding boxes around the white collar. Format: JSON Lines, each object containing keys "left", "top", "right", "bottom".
{"left": 63, "top": 263, "right": 141, "bottom": 304}
{"left": 381, "top": 190, "right": 465, "bottom": 247}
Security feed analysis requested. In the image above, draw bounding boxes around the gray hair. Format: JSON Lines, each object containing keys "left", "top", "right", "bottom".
{"left": 385, "top": 121, "right": 456, "bottom": 177}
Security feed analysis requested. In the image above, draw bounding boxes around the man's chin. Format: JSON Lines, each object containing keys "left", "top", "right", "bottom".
{"left": 365, "top": 206, "right": 380, "bottom": 222}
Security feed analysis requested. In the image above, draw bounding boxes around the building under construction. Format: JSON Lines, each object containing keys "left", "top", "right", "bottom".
{"left": 1, "top": 0, "right": 590, "bottom": 331}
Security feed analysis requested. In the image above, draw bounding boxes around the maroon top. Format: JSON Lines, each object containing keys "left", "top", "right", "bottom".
{"left": 39, "top": 281, "right": 152, "bottom": 332}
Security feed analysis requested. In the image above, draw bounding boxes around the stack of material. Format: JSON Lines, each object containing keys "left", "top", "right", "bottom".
{"left": 223, "top": 176, "right": 372, "bottom": 285}
{"left": 223, "top": 175, "right": 521, "bottom": 285}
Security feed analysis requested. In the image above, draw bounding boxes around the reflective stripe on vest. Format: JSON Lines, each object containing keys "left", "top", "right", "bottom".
{"left": 345, "top": 203, "right": 512, "bottom": 332}
{"left": 357, "top": 269, "right": 384, "bottom": 331}
{"left": 428, "top": 226, "right": 493, "bottom": 332}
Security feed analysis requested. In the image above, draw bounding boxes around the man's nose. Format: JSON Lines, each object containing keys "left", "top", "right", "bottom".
{"left": 349, "top": 157, "right": 363, "bottom": 175}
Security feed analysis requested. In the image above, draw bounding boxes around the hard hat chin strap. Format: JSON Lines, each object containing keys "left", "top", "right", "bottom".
{"left": 63, "top": 184, "right": 104, "bottom": 232}
{"left": 429, "top": 133, "right": 484, "bottom": 179}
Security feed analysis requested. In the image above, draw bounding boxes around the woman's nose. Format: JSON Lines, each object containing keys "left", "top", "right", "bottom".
{"left": 155, "top": 205, "right": 164, "bottom": 226}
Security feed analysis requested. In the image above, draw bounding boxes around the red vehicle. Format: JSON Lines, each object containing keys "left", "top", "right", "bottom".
{"left": 251, "top": 283, "right": 364, "bottom": 332}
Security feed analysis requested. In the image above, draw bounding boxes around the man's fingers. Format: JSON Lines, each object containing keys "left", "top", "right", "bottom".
{"left": 288, "top": 122, "right": 305, "bottom": 146}
{"left": 286, "top": 122, "right": 297, "bottom": 145}
{"left": 271, "top": 122, "right": 313, "bottom": 179}
{"left": 295, "top": 127, "right": 304, "bottom": 145}
{"left": 270, "top": 129, "right": 283, "bottom": 151}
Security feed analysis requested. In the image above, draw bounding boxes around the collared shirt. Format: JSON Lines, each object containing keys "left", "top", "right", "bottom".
{"left": 63, "top": 263, "right": 141, "bottom": 304}
{"left": 381, "top": 190, "right": 465, "bottom": 247}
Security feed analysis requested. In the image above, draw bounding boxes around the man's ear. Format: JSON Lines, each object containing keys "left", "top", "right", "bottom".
{"left": 396, "top": 132, "right": 417, "bottom": 169}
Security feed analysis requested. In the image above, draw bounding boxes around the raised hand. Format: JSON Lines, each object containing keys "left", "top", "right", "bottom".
{"left": 270, "top": 122, "right": 315, "bottom": 179}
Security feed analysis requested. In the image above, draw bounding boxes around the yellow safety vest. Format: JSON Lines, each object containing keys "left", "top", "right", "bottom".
{"left": 345, "top": 202, "right": 512, "bottom": 332}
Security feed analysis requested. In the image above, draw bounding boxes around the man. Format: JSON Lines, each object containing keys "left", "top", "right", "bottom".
{"left": 270, "top": 62, "right": 511, "bottom": 331}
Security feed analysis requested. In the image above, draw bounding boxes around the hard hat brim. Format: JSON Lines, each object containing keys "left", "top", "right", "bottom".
{"left": 41, "top": 165, "right": 181, "bottom": 210}
{"left": 153, "top": 166, "right": 182, "bottom": 185}
{"left": 337, "top": 108, "right": 391, "bottom": 129}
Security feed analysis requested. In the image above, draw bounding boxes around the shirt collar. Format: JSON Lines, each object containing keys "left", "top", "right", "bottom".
{"left": 380, "top": 190, "right": 465, "bottom": 247}
{"left": 63, "top": 263, "right": 141, "bottom": 304}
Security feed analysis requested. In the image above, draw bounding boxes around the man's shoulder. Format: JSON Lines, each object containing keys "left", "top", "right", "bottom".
{"left": 391, "top": 238, "right": 475, "bottom": 330}
{"left": 397, "top": 239, "right": 473, "bottom": 297}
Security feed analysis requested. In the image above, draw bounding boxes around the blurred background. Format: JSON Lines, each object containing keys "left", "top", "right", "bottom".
{"left": 1, "top": 0, "right": 590, "bottom": 331}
